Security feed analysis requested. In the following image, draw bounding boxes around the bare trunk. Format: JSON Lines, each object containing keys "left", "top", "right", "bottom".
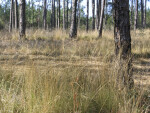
{"left": 86, "top": 0, "right": 89, "bottom": 32}
{"left": 43, "top": 0, "right": 47, "bottom": 30}
{"left": 58, "top": 0, "right": 60, "bottom": 29}
{"left": 143, "top": 0, "right": 146, "bottom": 28}
{"left": 78, "top": 0, "right": 80, "bottom": 29}
{"left": 114, "top": 0, "right": 133, "bottom": 89}
{"left": 54, "top": 0, "right": 56, "bottom": 28}
{"left": 130, "top": 0, "right": 133, "bottom": 27}
{"left": 95, "top": 0, "right": 98, "bottom": 29}
{"left": 66, "top": 0, "right": 69, "bottom": 29}
{"left": 15, "top": 0, "right": 18, "bottom": 30}
{"left": 141, "top": 0, "right": 144, "bottom": 27}
{"left": 19, "top": 0, "right": 26, "bottom": 38}
{"left": 92, "top": 0, "right": 95, "bottom": 30}
{"left": 134, "top": 0, "right": 138, "bottom": 30}
{"left": 9, "top": 0, "right": 14, "bottom": 32}
{"left": 98, "top": 0, "right": 105, "bottom": 37}
{"left": 69, "top": 0, "right": 77, "bottom": 38}
{"left": 63, "top": 0, "right": 65, "bottom": 30}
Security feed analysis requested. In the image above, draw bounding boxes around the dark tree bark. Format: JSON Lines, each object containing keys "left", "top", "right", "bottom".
{"left": 66, "top": 0, "right": 69, "bottom": 29}
{"left": 58, "top": 0, "right": 60, "bottom": 29}
{"left": 63, "top": 0, "right": 65, "bottom": 30}
{"left": 9, "top": 0, "right": 14, "bottom": 32}
{"left": 143, "top": 0, "right": 147, "bottom": 28}
{"left": 15, "top": 0, "right": 18, "bottom": 30}
{"left": 95, "top": 0, "right": 98, "bottom": 29}
{"left": 141, "top": 0, "right": 144, "bottom": 27}
{"left": 78, "top": 0, "right": 80, "bottom": 29}
{"left": 98, "top": 0, "right": 105, "bottom": 37}
{"left": 19, "top": 0, "right": 26, "bottom": 38}
{"left": 70, "top": 0, "right": 72, "bottom": 25}
{"left": 54, "top": 0, "right": 56, "bottom": 28}
{"left": 114, "top": 0, "right": 133, "bottom": 89}
{"left": 86, "top": 0, "right": 89, "bottom": 32}
{"left": 92, "top": 0, "right": 95, "bottom": 30}
{"left": 98, "top": 0, "right": 101, "bottom": 28}
{"left": 43, "top": 0, "right": 47, "bottom": 30}
{"left": 69, "top": 0, "right": 77, "bottom": 38}
{"left": 134, "top": 0, "right": 138, "bottom": 30}
{"left": 104, "top": 0, "right": 107, "bottom": 26}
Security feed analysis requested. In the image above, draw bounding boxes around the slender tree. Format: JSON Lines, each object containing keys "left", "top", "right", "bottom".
{"left": 9, "top": 0, "right": 14, "bottom": 32}
{"left": 114, "top": 0, "right": 133, "bottom": 89}
{"left": 19, "top": 0, "right": 26, "bottom": 38}
{"left": 86, "top": 0, "right": 89, "bottom": 32}
{"left": 43, "top": 0, "right": 47, "bottom": 30}
{"left": 130, "top": 0, "right": 133, "bottom": 26}
{"left": 141, "top": 0, "right": 144, "bottom": 27}
{"left": 58, "top": 0, "right": 60, "bottom": 29}
{"left": 78, "top": 0, "right": 80, "bottom": 29}
{"left": 134, "top": 0, "right": 138, "bottom": 30}
{"left": 95, "top": 0, "right": 98, "bottom": 29}
{"left": 143, "top": 0, "right": 147, "bottom": 28}
{"left": 54, "top": 0, "right": 56, "bottom": 28}
{"left": 15, "top": 0, "right": 18, "bottom": 30}
{"left": 63, "top": 0, "right": 65, "bottom": 30}
{"left": 66, "top": 0, "right": 69, "bottom": 29}
{"left": 98, "top": 0, "right": 105, "bottom": 37}
{"left": 69, "top": 0, "right": 78, "bottom": 38}
{"left": 92, "top": 0, "right": 95, "bottom": 30}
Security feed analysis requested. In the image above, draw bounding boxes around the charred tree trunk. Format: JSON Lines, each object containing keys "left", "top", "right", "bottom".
{"left": 19, "top": 0, "right": 26, "bottom": 38}
{"left": 9, "top": 0, "right": 14, "bottom": 32}
{"left": 63, "top": 0, "right": 65, "bottom": 30}
{"left": 114, "top": 0, "right": 133, "bottom": 89}
{"left": 69, "top": 0, "right": 77, "bottom": 38}
{"left": 134, "top": 0, "right": 138, "bottom": 30}
{"left": 141, "top": 0, "right": 144, "bottom": 27}
{"left": 15, "top": 0, "right": 18, "bottom": 30}
{"left": 92, "top": 0, "right": 95, "bottom": 30}
{"left": 86, "top": 0, "right": 89, "bottom": 32}
{"left": 143, "top": 0, "right": 146, "bottom": 28}
{"left": 98, "top": 0, "right": 105, "bottom": 37}
{"left": 43, "top": 0, "right": 47, "bottom": 30}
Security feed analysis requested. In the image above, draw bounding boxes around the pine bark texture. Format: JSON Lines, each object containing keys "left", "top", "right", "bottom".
{"left": 69, "top": 0, "right": 77, "bottom": 38}
{"left": 114, "top": 0, "right": 133, "bottom": 89}
{"left": 19, "top": 0, "right": 26, "bottom": 38}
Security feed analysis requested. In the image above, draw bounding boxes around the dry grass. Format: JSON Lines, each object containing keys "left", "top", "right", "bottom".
{"left": 0, "top": 29, "right": 149, "bottom": 113}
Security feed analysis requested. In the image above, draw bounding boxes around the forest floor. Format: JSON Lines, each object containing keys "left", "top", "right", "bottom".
{"left": 0, "top": 29, "right": 149, "bottom": 113}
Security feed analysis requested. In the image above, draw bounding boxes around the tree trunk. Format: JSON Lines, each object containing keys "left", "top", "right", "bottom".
{"left": 69, "top": 0, "right": 78, "bottom": 38}
{"left": 98, "top": 0, "right": 105, "bottom": 37}
{"left": 43, "top": 0, "right": 47, "bottom": 30}
{"left": 78, "top": 0, "right": 80, "bottom": 29}
{"left": 98, "top": 0, "right": 101, "bottom": 29}
{"left": 63, "top": 0, "right": 65, "bottom": 30}
{"left": 58, "top": 0, "right": 60, "bottom": 29}
{"left": 143, "top": 0, "right": 146, "bottom": 28}
{"left": 15, "top": 0, "right": 18, "bottom": 30}
{"left": 104, "top": 0, "right": 107, "bottom": 27}
{"left": 86, "top": 0, "right": 89, "bottom": 32}
{"left": 134, "top": 0, "right": 138, "bottom": 30}
{"left": 19, "top": 0, "right": 26, "bottom": 38}
{"left": 9, "top": 0, "right": 14, "bottom": 32}
{"left": 130, "top": 0, "right": 133, "bottom": 27}
{"left": 114, "top": 0, "right": 133, "bottom": 89}
{"left": 70, "top": 0, "right": 72, "bottom": 25}
{"left": 66, "top": 0, "right": 69, "bottom": 29}
{"left": 54, "top": 0, "right": 56, "bottom": 28}
{"left": 95, "top": 0, "right": 98, "bottom": 29}
{"left": 92, "top": 0, "right": 95, "bottom": 30}
{"left": 141, "top": 0, "right": 144, "bottom": 27}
